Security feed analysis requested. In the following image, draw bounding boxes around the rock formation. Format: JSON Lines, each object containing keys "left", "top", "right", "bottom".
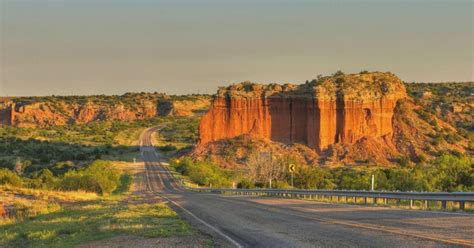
{"left": 0, "top": 94, "right": 211, "bottom": 128}
{"left": 0, "top": 99, "right": 14, "bottom": 126}
{"left": 199, "top": 72, "right": 407, "bottom": 153}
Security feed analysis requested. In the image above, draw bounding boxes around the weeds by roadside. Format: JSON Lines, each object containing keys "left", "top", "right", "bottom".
{"left": 0, "top": 200, "right": 192, "bottom": 248}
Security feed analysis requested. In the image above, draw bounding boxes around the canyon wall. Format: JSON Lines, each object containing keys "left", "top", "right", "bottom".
{"left": 0, "top": 95, "right": 211, "bottom": 128}
{"left": 199, "top": 72, "right": 407, "bottom": 152}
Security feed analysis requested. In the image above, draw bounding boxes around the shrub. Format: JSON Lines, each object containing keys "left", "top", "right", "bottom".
{"left": 237, "top": 179, "right": 255, "bottom": 189}
{"left": 332, "top": 70, "right": 345, "bottom": 77}
{"left": 173, "top": 158, "right": 232, "bottom": 188}
{"left": 60, "top": 160, "right": 120, "bottom": 195}
{"left": 293, "top": 166, "right": 334, "bottom": 189}
{"left": 396, "top": 156, "right": 411, "bottom": 168}
{"left": 0, "top": 168, "right": 22, "bottom": 187}
{"left": 432, "top": 154, "right": 473, "bottom": 192}
{"left": 158, "top": 144, "right": 177, "bottom": 152}
{"left": 444, "top": 133, "right": 459, "bottom": 144}
{"left": 333, "top": 168, "right": 371, "bottom": 190}
{"left": 113, "top": 173, "right": 133, "bottom": 194}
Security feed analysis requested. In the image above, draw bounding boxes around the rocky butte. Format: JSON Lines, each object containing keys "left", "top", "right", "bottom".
{"left": 199, "top": 72, "right": 408, "bottom": 153}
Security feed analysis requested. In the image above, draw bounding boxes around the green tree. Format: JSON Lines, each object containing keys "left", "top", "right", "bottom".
{"left": 294, "top": 166, "right": 334, "bottom": 189}
{"left": 432, "top": 155, "right": 473, "bottom": 191}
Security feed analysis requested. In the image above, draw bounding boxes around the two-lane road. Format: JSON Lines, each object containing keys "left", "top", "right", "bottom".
{"left": 139, "top": 127, "right": 474, "bottom": 248}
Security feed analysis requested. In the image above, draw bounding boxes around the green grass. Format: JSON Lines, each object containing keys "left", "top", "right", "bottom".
{"left": 0, "top": 200, "right": 192, "bottom": 248}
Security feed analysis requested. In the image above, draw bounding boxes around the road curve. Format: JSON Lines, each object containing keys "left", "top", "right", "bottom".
{"left": 139, "top": 127, "right": 474, "bottom": 248}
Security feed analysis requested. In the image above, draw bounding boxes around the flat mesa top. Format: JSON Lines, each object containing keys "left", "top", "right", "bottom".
{"left": 218, "top": 72, "right": 407, "bottom": 101}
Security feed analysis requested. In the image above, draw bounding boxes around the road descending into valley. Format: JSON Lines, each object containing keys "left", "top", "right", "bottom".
{"left": 139, "top": 127, "right": 474, "bottom": 248}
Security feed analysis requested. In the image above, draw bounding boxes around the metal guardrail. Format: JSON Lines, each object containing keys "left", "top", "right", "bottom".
{"left": 187, "top": 187, "right": 474, "bottom": 210}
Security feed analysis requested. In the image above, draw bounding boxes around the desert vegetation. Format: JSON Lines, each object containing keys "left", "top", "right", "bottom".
{"left": 0, "top": 151, "right": 196, "bottom": 247}
{"left": 0, "top": 160, "right": 131, "bottom": 195}
{"left": 172, "top": 153, "right": 473, "bottom": 192}
{"left": 0, "top": 115, "right": 203, "bottom": 247}
{"left": 0, "top": 200, "right": 191, "bottom": 248}
{"left": 405, "top": 82, "right": 474, "bottom": 150}
{"left": 0, "top": 179, "right": 193, "bottom": 248}
{"left": 0, "top": 117, "right": 170, "bottom": 175}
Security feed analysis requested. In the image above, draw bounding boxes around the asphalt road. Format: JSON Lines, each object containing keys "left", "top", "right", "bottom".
{"left": 139, "top": 127, "right": 474, "bottom": 248}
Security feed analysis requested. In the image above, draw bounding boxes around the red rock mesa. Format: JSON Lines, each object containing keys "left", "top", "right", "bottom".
{"left": 199, "top": 72, "right": 407, "bottom": 153}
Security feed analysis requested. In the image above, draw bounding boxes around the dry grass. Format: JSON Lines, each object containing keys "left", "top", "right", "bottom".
{"left": 114, "top": 127, "right": 146, "bottom": 146}
{"left": 1, "top": 185, "right": 98, "bottom": 203}
{"left": 0, "top": 200, "right": 193, "bottom": 248}
{"left": 1, "top": 185, "right": 99, "bottom": 224}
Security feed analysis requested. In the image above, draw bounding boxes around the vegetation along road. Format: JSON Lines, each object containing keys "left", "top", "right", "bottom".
{"left": 139, "top": 127, "right": 474, "bottom": 248}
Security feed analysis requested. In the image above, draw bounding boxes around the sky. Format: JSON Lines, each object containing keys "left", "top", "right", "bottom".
{"left": 0, "top": 0, "right": 472, "bottom": 96}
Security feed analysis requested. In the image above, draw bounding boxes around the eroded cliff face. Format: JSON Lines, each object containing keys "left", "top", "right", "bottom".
{"left": 0, "top": 94, "right": 211, "bottom": 128}
{"left": 199, "top": 72, "right": 407, "bottom": 153}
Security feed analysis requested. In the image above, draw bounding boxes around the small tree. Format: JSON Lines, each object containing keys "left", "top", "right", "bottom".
{"left": 247, "top": 151, "right": 285, "bottom": 188}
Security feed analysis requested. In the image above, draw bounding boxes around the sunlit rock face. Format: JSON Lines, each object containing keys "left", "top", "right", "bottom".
{"left": 199, "top": 72, "right": 407, "bottom": 153}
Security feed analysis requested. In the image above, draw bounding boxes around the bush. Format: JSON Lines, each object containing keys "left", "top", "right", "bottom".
{"left": 237, "top": 179, "right": 255, "bottom": 189}
{"left": 60, "top": 160, "right": 121, "bottom": 195}
{"left": 432, "top": 154, "right": 473, "bottom": 192}
{"left": 0, "top": 168, "right": 23, "bottom": 187}
{"left": 332, "top": 168, "right": 371, "bottom": 190}
{"left": 332, "top": 70, "right": 345, "bottom": 77}
{"left": 293, "top": 166, "right": 334, "bottom": 189}
{"left": 28, "top": 169, "right": 58, "bottom": 189}
{"left": 396, "top": 156, "right": 411, "bottom": 168}
{"left": 173, "top": 158, "right": 232, "bottom": 188}
{"left": 444, "top": 133, "right": 459, "bottom": 144}
{"left": 158, "top": 144, "right": 177, "bottom": 152}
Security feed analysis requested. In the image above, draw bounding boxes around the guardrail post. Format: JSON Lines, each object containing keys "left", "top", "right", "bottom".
{"left": 441, "top": 200, "right": 447, "bottom": 210}
{"left": 410, "top": 200, "right": 413, "bottom": 209}
{"left": 424, "top": 200, "right": 428, "bottom": 209}
{"left": 459, "top": 201, "right": 465, "bottom": 210}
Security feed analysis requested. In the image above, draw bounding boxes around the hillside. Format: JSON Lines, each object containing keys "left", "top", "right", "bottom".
{"left": 195, "top": 72, "right": 470, "bottom": 167}
{"left": 405, "top": 82, "right": 474, "bottom": 144}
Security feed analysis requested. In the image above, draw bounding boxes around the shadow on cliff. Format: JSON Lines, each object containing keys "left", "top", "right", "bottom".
{"left": 0, "top": 137, "right": 141, "bottom": 174}
{"left": 267, "top": 87, "right": 347, "bottom": 153}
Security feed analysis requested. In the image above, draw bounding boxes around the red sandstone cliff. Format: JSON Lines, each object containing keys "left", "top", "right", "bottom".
{"left": 199, "top": 72, "right": 407, "bottom": 153}
{"left": 0, "top": 94, "right": 210, "bottom": 128}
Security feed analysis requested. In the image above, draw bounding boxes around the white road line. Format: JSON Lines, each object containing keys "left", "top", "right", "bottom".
{"left": 139, "top": 127, "right": 243, "bottom": 248}
{"left": 157, "top": 193, "right": 243, "bottom": 248}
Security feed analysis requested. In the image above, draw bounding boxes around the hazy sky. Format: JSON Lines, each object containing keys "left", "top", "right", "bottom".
{"left": 0, "top": 0, "right": 472, "bottom": 96}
